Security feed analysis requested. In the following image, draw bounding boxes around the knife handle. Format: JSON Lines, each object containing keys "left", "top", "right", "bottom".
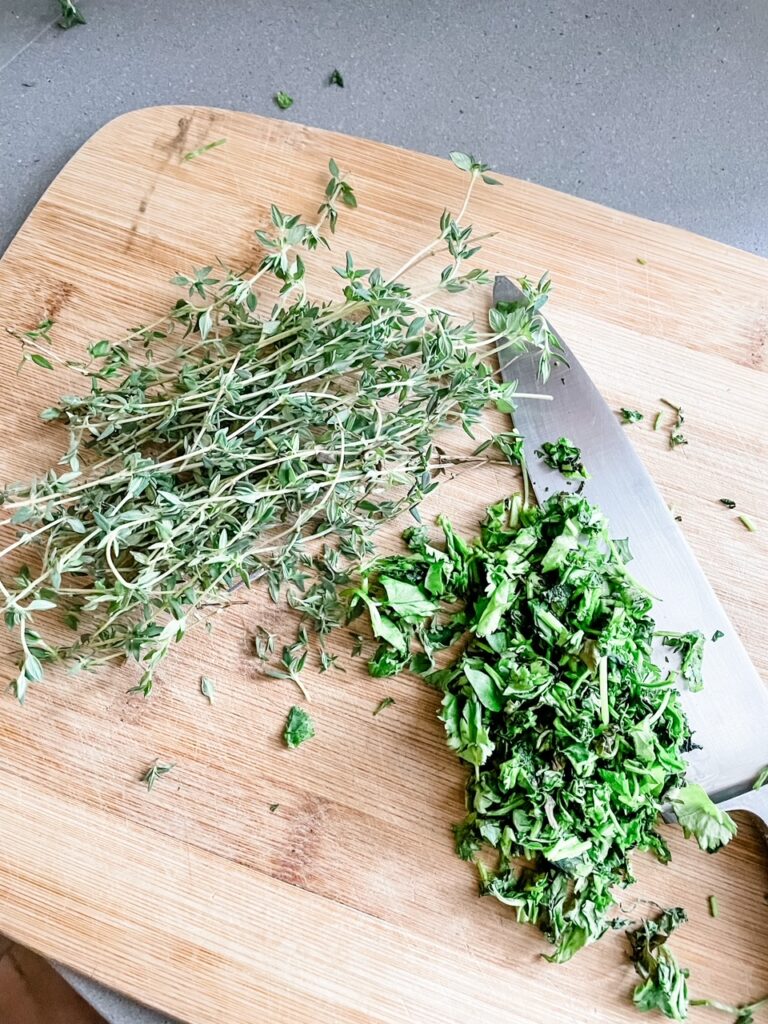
{"left": 718, "top": 787, "right": 768, "bottom": 842}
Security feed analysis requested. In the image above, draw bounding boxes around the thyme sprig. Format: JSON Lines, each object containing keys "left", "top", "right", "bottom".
{"left": 1, "top": 156, "right": 554, "bottom": 701}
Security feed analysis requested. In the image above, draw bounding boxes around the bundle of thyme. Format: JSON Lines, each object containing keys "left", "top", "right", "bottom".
{"left": 2, "top": 154, "right": 557, "bottom": 701}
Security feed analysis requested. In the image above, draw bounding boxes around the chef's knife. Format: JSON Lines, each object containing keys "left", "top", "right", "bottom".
{"left": 493, "top": 275, "right": 768, "bottom": 828}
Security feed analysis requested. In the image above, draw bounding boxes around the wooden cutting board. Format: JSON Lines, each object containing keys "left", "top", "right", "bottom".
{"left": 0, "top": 105, "right": 766, "bottom": 1024}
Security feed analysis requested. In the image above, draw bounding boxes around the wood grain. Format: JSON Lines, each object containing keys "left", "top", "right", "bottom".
{"left": 0, "top": 105, "right": 765, "bottom": 1024}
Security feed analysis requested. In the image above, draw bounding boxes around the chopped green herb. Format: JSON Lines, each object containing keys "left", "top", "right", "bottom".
{"left": 373, "top": 696, "right": 395, "bottom": 716}
{"left": 627, "top": 908, "right": 690, "bottom": 1021}
{"left": 708, "top": 895, "right": 719, "bottom": 918}
{"left": 739, "top": 514, "right": 756, "bottom": 533}
{"left": 711, "top": 630, "right": 724, "bottom": 643}
{"left": 620, "top": 408, "right": 644, "bottom": 423}
{"left": 329, "top": 69, "right": 344, "bottom": 87}
{"left": 283, "top": 705, "right": 315, "bottom": 748}
{"left": 350, "top": 634, "right": 364, "bottom": 658}
{"left": 657, "top": 630, "right": 706, "bottom": 692}
{"left": 57, "top": 0, "right": 85, "bottom": 28}
{"left": 660, "top": 398, "right": 688, "bottom": 449}
{"left": 200, "top": 676, "right": 215, "bottom": 703}
{"left": 354, "top": 492, "right": 717, "bottom": 963}
{"left": 140, "top": 761, "right": 174, "bottom": 792}
{"left": 535, "top": 436, "right": 589, "bottom": 479}
{"left": 753, "top": 766, "right": 768, "bottom": 791}
{"left": 183, "top": 138, "right": 227, "bottom": 162}
{"left": 653, "top": 411, "right": 663, "bottom": 431}
{"left": 670, "top": 783, "right": 737, "bottom": 852}
{"left": 719, "top": 498, "right": 737, "bottom": 509}
{"left": 274, "top": 91, "right": 293, "bottom": 110}
{"left": 269, "top": 803, "right": 280, "bottom": 813}
{"left": 636, "top": 257, "right": 647, "bottom": 266}
{"left": 253, "top": 627, "right": 277, "bottom": 662}
{"left": 692, "top": 993, "right": 768, "bottom": 1021}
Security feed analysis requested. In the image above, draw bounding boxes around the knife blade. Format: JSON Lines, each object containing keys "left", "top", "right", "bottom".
{"left": 493, "top": 275, "right": 768, "bottom": 817}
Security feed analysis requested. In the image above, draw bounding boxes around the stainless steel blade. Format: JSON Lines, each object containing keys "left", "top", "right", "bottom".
{"left": 493, "top": 275, "right": 768, "bottom": 805}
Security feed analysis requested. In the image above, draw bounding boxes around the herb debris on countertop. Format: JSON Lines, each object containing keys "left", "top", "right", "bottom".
{"left": 141, "top": 761, "right": 174, "bottom": 791}
{"left": 283, "top": 705, "right": 315, "bottom": 748}
{"left": 535, "top": 436, "right": 589, "bottom": 479}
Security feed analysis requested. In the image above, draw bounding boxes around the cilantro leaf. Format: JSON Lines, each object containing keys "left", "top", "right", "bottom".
{"left": 670, "top": 783, "right": 737, "bottom": 852}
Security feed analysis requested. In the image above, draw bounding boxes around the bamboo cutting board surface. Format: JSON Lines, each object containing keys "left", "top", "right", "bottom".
{"left": 0, "top": 106, "right": 766, "bottom": 1024}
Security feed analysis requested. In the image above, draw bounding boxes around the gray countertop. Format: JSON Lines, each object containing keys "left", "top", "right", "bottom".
{"left": 1, "top": 1, "right": 767, "bottom": 1021}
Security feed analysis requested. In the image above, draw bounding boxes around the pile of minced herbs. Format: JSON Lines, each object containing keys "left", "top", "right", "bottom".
{"left": 349, "top": 491, "right": 758, "bottom": 1021}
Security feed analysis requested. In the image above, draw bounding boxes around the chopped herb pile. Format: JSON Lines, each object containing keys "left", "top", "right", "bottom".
{"left": 283, "top": 705, "right": 315, "bottom": 748}
{"left": 57, "top": 0, "right": 85, "bottom": 28}
{"left": 535, "top": 436, "right": 589, "bottom": 479}
{"left": 627, "top": 908, "right": 690, "bottom": 1021}
{"left": 141, "top": 761, "right": 174, "bottom": 791}
{"left": 1, "top": 154, "right": 559, "bottom": 701}
{"left": 620, "top": 408, "right": 644, "bottom": 424}
{"left": 274, "top": 91, "right": 293, "bottom": 109}
{"left": 351, "top": 492, "right": 735, "bottom": 963}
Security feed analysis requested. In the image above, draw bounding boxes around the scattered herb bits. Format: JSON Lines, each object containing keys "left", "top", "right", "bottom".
{"left": 660, "top": 398, "right": 688, "bottom": 449}
{"left": 283, "top": 706, "right": 315, "bottom": 748}
{"left": 708, "top": 895, "right": 719, "bottom": 918}
{"left": 620, "top": 408, "right": 644, "bottom": 424}
{"left": 140, "top": 761, "right": 174, "bottom": 792}
{"left": 711, "top": 630, "right": 724, "bottom": 643}
{"left": 183, "top": 138, "right": 227, "bottom": 162}
{"left": 373, "top": 696, "right": 395, "bottom": 716}
{"left": 352, "top": 492, "right": 735, "bottom": 963}
{"left": 739, "top": 514, "right": 757, "bottom": 533}
{"left": 269, "top": 803, "right": 280, "bottom": 813}
{"left": 719, "top": 498, "right": 737, "bottom": 509}
{"left": 535, "top": 436, "right": 589, "bottom": 478}
{"left": 274, "top": 91, "right": 293, "bottom": 110}
{"left": 57, "top": 0, "right": 85, "bottom": 28}
{"left": 753, "top": 766, "right": 768, "bottom": 791}
{"left": 200, "top": 676, "right": 215, "bottom": 703}
{"left": 329, "top": 69, "right": 344, "bottom": 87}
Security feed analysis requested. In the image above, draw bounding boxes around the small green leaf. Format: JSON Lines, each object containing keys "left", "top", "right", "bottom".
{"left": 275, "top": 91, "right": 294, "bottom": 110}
{"left": 30, "top": 353, "right": 54, "bottom": 370}
{"left": 283, "top": 705, "right": 315, "bottom": 748}
{"left": 329, "top": 69, "right": 344, "bottom": 87}
{"left": 373, "top": 696, "right": 395, "bottom": 716}
{"left": 670, "top": 783, "right": 737, "bottom": 852}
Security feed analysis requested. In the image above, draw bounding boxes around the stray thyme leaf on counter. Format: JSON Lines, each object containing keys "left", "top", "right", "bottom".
{"left": 535, "top": 436, "right": 589, "bottom": 478}
{"left": 200, "top": 676, "right": 215, "bottom": 703}
{"left": 141, "top": 761, "right": 174, "bottom": 792}
{"left": 183, "top": 138, "right": 227, "bottom": 162}
{"left": 274, "top": 91, "right": 293, "bottom": 109}
{"left": 627, "top": 908, "right": 690, "bottom": 1021}
{"left": 373, "top": 696, "right": 395, "bottom": 716}
{"left": 620, "top": 408, "right": 644, "bottom": 424}
{"left": 283, "top": 705, "right": 315, "bottom": 748}
{"left": 57, "top": 0, "right": 85, "bottom": 28}
{"left": 719, "top": 498, "right": 737, "bottom": 509}
{"left": 329, "top": 69, "right": 344, "bottom": 87}
{"left": 352, "top": 492, "right": 731, "bottom": 964}
{"left": 692, "top": 994, "right": 768, "bottom": 1022}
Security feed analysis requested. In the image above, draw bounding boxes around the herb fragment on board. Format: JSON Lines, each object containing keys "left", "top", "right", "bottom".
{"left": 269, "top": 803, "right": 279, "bottom": 813}
{"left": 739, "top": 514, "right": 756, "bottom": 533}
{"left": 283, "top": 705, "right": 315, "bottom": 748}
{"left": 140, "top": 761, "right": 174, "bottom": 792}
{"left": 719, "top": 498, "right": 737, "bottom": 509}
{"left": 373, "top": 696, "right": 395, "bottom": 716}
{"left": 274, "top": 91, "right": 293, "bottom": 109}
{"left": 253, "top": 628, "right": 277, "bottom": 662}
{"left": 657, "top": 630, "right": 706, "bottom": 692}
{"left": 535, "top": 436, "right": 589, "bottom": 478}
{"left": 183, "top": 138, "right": 227, "bottom": 162}
{"left": 351, "top": 492, "right": 719, "bottom": 963}
{"left": 708, "top": 895, "right": 719, "bottom": 918}
{"left": 753, "top": 766, "right": 768, "bottom": 791}
{"left": 329, "top": 69, "right": 344, "bottom": 87}
{"left": 200, "top": 676, "right": 215, "bottom": 703}
{"left": 57, "top": 0, "right": 85, "bottom": 28}
{"left": 670, "top": 783, "right": 737, "bottom": 852}
{"left": 627, "top": 908, "right": 690, "bottom": 1021}
{"left": 692, "top": 994, "right": 768, "bottom": 1022}
{"left": 660, "top": 398, "right": 687, "bottom": 449}
{"left": 620, "top": 408, "right": 644, "bottom": 423}
{"left": 711, "top": 630, "right": 724, "bottom": 643}
{"left": 636, "top": 257, "right": 647, "bottom": 265}
{"left": 653, "top": 411, "right": 663, "bottom": 431}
